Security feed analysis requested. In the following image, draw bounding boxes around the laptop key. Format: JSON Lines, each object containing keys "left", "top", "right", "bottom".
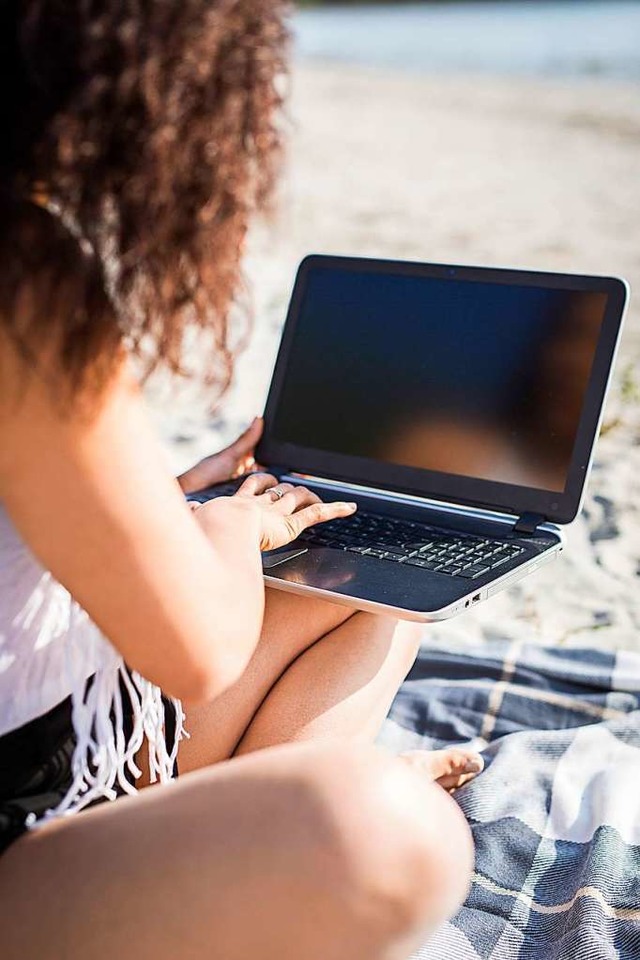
{"left": 490, "top": 555, "right": 512, "bottom": 568}
{"left": 406, "top": 557, "right": 443, "bottom": 570}
{"left": 459, "top": 564, "right": 491, "bottom": 578}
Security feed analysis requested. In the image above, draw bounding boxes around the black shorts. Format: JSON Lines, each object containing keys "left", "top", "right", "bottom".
{"left": 0, "top": 685, "right": 178, "bottom": 856}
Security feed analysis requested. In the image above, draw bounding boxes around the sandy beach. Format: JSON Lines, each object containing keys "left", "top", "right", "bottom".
{"left": 156, "top": 61, "right": 640, "bottom": 654}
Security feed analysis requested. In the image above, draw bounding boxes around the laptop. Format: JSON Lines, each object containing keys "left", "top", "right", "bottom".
{"left": 187, "top": 255, "right": 628, "bottom": 622}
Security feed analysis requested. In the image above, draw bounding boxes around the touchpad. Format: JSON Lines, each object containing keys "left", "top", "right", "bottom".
{"left": 262, "top": 547, "right": 308, "bottom": 569}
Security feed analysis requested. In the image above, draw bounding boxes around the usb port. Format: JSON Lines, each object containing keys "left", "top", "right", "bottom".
{"left": 472, "top": 593, "right": 481, "bottom": 603}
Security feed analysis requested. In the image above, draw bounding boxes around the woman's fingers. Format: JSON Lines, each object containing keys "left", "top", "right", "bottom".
{"left": 269, "top": 485, "right": 322, "bottom": 513}
{"left": 259, "top": 482, "right": 296, "bottom": 502}
{"left": 226, "top": 416, "right": 263, "bottom": 457}
{"left": 235, "top": 472, "right": 279, "bottom": 496}
{"left": 230, "top": 477, "right": 357, "bottom": 551}
{"left": 177, "top": 418, "right": 263, "bottom": 493}
{"left": 231, "top": 454, "right": 256, "bottom": 480}
{"left": 286, "top": 500, "right": 357, "bottom": 538}
{"left": 236, "top": 479, "right": 320, "bottom": 511}
{"left": 235, "top": 476, "right": 357, "bottom": 549}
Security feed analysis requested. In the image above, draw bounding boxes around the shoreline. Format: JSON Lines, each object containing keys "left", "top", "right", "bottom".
{"left": 292, "top": 2, "right": 640, "bottom": 82}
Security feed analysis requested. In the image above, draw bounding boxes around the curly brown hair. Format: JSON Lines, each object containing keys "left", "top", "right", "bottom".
{"left": 0, "top": 0, "right": 289, "bottom": 399}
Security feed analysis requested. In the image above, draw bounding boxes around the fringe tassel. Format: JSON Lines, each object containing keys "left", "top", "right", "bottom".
{"left": 26, "top": 621, "right": 186, "bottom": 829}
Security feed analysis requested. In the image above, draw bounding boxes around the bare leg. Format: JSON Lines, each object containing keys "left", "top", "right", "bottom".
{"left": 235, "top": 610, "right": 484, "bottom": 787}
{"left": 1, "top": 596, "right": 477, "bottom": 958}
{"left": 181, "top": 592, "right": 483, "bottom": 789}
{"left": 178, "top": 589, "right": 421, "bottom": 772}
{"left": 235, "top": 611, "right": 421, "bottom": 752}
{"left": 0, "top": 741, "right": 474, "bottom": 960}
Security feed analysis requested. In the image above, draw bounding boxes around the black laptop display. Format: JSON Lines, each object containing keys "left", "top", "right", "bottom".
{"left": 259, "top": 257, "right": 627, "bottom": 525}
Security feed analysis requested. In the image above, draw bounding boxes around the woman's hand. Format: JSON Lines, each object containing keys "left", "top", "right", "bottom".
{"left": 177, "top": 417, "right": 263, "bottom": 495}
{"left": 192, "top": 472, "right": 357, "bottom": 552}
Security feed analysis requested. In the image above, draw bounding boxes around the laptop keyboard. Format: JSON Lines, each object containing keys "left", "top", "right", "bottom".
{"left": 187, "top": 483, "right": 525, "bottom": 580}
{"left": 298, "top": 510, "right": 525, "bottom": 579}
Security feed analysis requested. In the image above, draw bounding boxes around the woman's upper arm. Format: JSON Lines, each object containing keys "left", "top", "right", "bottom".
{"left": 0, "top": 348, "right": 264, "bottom": 702}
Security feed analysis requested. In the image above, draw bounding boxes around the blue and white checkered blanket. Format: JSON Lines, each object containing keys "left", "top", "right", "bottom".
{"left": 379, "top": 640, "right": 640, "bottom": 959}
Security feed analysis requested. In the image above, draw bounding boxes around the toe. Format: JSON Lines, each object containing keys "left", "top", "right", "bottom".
{"left": 399, "top": 748, "right": 484, "bottom": 789}
{"left": 436, "top": 750, "right": 484, "bottom": 790}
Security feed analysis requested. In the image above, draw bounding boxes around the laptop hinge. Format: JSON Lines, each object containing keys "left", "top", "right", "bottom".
{"left": 513, "top": 512, "right": 547, "bottom": 536}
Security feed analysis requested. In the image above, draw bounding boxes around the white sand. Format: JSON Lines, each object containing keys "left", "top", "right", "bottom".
{"left": 155, "top": 63, "right": 640, "bottom": 654}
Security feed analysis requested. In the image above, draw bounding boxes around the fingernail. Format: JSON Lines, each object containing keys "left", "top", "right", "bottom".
{"left": 348, "top": 503, "right": 358, "bottom": 510}
{"left": 463, "top": 756, "right": 484, "bottom": 774}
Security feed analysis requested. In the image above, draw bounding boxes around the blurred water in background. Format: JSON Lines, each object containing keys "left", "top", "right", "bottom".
{"left": 294, "top": 1, "right": 640, "bottom": 79}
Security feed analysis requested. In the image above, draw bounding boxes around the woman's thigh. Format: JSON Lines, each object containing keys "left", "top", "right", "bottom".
{"left": 178, "top": 587, "right": 356, "bottom": 769}
{"left": 0, "top": 741, "right": 473, "bottom": 960}
{"left": 235, "top": 613, "right": 422, "bottom": 753}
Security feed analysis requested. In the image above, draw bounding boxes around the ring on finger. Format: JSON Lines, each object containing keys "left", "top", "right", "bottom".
{"left": 269, "top": 486, "right": 286, "bottom": 502}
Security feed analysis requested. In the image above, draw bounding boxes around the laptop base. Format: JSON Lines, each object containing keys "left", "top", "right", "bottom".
{"left": 188, "top": 473, "right": 563, "bottom": 622}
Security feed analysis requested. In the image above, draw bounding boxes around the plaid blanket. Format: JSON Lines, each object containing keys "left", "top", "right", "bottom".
{"left": 379, "top": 640, "right": 640, "bottom": 959}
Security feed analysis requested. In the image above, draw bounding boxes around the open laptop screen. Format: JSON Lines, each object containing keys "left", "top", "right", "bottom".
{"left": 261, "top": 257, "right": 626, "bottom": 522}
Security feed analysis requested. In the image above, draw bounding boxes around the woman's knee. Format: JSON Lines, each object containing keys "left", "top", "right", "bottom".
{"left": 294, "top": 742, "right": 474, "bottom": 956}
{"left": 349, "top": 611, "right": 423, "bottom": 676}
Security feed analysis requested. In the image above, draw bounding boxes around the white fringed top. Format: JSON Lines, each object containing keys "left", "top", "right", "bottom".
{"left": 0, "top": 502, "right": 185, "bottom": 825}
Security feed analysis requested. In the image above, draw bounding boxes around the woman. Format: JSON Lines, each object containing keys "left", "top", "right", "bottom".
{"left": 0, "top": 2, "right": 482, "bottom": 958}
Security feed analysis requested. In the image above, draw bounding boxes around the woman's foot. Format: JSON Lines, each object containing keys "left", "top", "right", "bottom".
{"left": 399, "top": 748, "right": 484, "bottom": 792}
